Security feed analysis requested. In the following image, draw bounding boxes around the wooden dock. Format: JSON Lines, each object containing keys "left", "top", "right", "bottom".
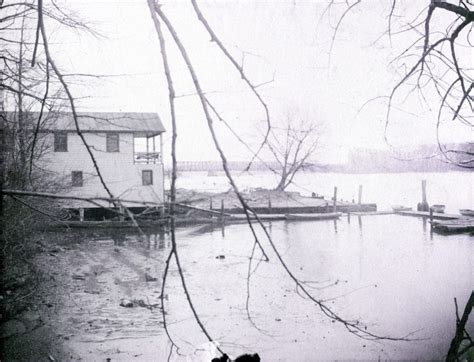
{"left": 285, "top": 212, "right": 342, "bottom": 221}
{"left": 229, "top": 212, "right": 342, "bottom": 221}
{"left": 351, "top": 211, "right": 394, "bottom": 216}
{"left": 229, "top": 214, "right": 287, "bottom": 221}
{"left": 395, "top": 210, "right": 461, "bottom": 220}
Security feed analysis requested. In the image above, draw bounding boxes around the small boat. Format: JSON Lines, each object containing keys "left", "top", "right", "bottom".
{"left": 431, "top": 204, "right": 446, "bottom": 213}
{"left": 285, "top": 212, "right": 342, "bottom": 221}
{"left": 459, "top": 209, "right": 474, "bottom": 217}
{"left": 392, "top": 205, "right": 412, "bottom": 212}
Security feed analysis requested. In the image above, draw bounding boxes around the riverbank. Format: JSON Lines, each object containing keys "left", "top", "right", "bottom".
{"left": 0, "top": 233, "right": 79, "bottom": 361}
{"left": 1, "top": 214, "right": 472, "bottom": 360}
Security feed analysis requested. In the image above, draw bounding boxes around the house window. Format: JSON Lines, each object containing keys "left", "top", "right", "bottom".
{"left": 54, "top": 132, "right": 68, "bottom": 152}
{"left": 106, "top": 133, "right": 119, "bottom": 152}
{"left": 142, "top": 170, "right": 153, "bottom": 185}
{"left": 71, "top": 171, "right": 83, "bottom": 187}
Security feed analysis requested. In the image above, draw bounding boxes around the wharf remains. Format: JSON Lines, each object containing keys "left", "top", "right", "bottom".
{"left": 181, "top": 188, "right": 376, "bottom": 216}
{"left": 395, "top": 210, "right": 461, "bottom": 220}
{"left": 44, "top": 179, "right": 473, "bottom": 234}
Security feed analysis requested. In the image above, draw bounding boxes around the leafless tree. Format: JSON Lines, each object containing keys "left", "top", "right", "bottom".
{"left": 266, "top": 112, "right": 323, "bottom": 191}
{"left": 1, "top": 1, "right": 427, "bottom": 360}
{"left": 147, "top": 1, "right": 413, "bottom": 359}
{"left": 1, "top": 1, "right": 89, "bottom": 190}
{"left": 446, "top": 291, "right": 474, "bottom": 361}
{"left": 325, "top": 0, "right": 473, "bottom": 167}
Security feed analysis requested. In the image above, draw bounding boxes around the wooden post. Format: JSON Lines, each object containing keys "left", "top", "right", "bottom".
{"left": 221, "top": 199, "right": 224, "bottom": 221}
{"left": 429, "top": 207, "right": 434, "bottom": 230}
{"left": 210, "top": 197, "right": 213, "bottom": 210}
{"left": 420, "top": 179, "right": 429, "bottom": 211}
{"left": 119, "top": 206, "right": 124, "bottom": 222}
{"left": 358, "top": 185, "right": 363, "bottom": 211}
{"left": 333, "top": 186, "right": 337, "bottom": 213}
{"left": 268, "top": 199, "right": 272, "bottom": 214}
{"left": 422, "top": 180, "right": 427, "bottom": 204}
{"left": 146, "top": 136, "right": 149, "bottom": 165}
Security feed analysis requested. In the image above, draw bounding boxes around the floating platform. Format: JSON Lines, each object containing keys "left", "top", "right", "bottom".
{"left": 47, "top": 212, "right": 342, "bottom": 229}
{"left": 431, "top": 218, "right": 474, "bottom": 234}
{"left": 229, "top": 212, "right": 342, "bottom": 221}
{"left": 214, "top": 204, "right": 377, "bottom": 215}
{"left": 285, "top": 212, "right": 342, "bottom": 221}
{"left": 395, "top": 210, "right": 461, "bottom": 220}
{"left": 47, "top": 219, "right": 169, "bottom": 229}
{"left": 351, "top": 211, "right": 394, "bottom": 216}
{"left": 229, "top": 214, "right": 287, "bottom": 221}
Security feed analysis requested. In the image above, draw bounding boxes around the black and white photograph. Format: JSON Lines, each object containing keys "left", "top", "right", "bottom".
{"left": 0, "top": 0, "right": 473, "bottom": 360}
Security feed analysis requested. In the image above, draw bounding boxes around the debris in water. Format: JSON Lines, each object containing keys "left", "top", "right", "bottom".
{"left": 84, "top": 290, "right": 100, "bottom": 295}
{"left": 72, "top": 274, "right": 86, "bottom": 280}
{"left": 119, "top": 299, "right": 134, "bottom": 308}
{"left": 216, "top": 255, "right": 225, "bottom": 259}
{"left": 119, "top": 298, "right": 159, "bottom": 309}
{"left": 144, "top": 273, "right": 157, "bottom": 282}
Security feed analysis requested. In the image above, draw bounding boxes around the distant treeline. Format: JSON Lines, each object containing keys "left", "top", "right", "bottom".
{"left": 171, "top": 143, "right": 472, "bottom": 173}
{"left": 343, "top": 143, "right": 473, "bottom": 173}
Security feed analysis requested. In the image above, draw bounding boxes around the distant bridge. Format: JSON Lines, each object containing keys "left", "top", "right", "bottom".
{"left": 168, "top": 160, "right": 321, "bottom": 172}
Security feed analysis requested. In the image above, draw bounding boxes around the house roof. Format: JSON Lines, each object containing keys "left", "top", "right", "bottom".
{"left": 2, "top": 111, "right": 166, "bottom": 136}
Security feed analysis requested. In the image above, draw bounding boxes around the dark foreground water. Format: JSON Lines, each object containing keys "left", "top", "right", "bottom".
{"left": 51, "top": 214, "right": 473, "bottom": 361}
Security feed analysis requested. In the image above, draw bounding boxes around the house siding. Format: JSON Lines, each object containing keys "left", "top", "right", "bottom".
{"left": 39, "top": 132, "right": 164, "bottom": 208}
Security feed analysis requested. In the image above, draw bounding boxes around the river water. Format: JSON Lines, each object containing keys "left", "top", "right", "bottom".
{"left": 176, "top": 171, "right": 473, "bottom": 213}
{"left": 52, "top": 171, "right": 472, "bottom": 361}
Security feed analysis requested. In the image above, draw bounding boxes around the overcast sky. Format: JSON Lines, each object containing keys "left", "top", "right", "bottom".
{"left": 43, "top": 0, "right": 472, "bottom": 163}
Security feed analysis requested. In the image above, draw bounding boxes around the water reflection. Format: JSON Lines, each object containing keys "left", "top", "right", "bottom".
{"left": 111, "top": 229, "right": 126, "bottom": 246}
{"left": 57, "top": 215, "right": 473, "bottom": 361}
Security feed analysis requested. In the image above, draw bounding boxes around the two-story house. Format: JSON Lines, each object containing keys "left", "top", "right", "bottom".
{"left": 34, "top": 111, "right": 166, "bottom": 213}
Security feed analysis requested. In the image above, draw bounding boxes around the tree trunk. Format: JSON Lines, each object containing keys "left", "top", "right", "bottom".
{"left": 446, "top": 291, "right": 474, "bottom": 361}
{"left": 275, "top": 173, "right": 288, "bottom": 191}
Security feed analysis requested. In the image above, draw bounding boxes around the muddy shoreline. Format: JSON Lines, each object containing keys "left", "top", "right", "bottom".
{"left": 1, "top": 209, "right": 472, "bottom": 360}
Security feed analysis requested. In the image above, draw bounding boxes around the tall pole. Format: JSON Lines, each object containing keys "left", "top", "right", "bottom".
{"left": 420, "top": 179, "right": 429, "bottom": 211}
{"left": 358, "top": 185, "right": 363, "bottom": 211}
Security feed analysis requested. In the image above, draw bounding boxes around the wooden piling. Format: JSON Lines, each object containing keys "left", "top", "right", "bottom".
{"left": 333, "top": 186, "right": 338, "bottom": 213}
{"left": 419, "top": 180, "right": 429, "bottom": 211}
{"left": 429, "top": 207, "right": 434, "bottom": 230}
{"left": 221, "top": 199, "right": 224, "bottom": 221}
{"left": 358, "top": 185, "right": 363, "bottom": 211}
{"left": 210, "top": 197, "right": 213, "bottom": 210}
{"left": 268, "top": 199, "right": 272, "bottom": 214}
{"left": 118, "top": 206, "right": 124, "bottom": 222}
{"left": 422, "top": 180, "right": 427, "bottom": 204}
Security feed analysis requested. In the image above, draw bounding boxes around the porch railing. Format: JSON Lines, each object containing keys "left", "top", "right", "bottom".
{"left": 134, "top": 152, "right": 161, "bottom": 164}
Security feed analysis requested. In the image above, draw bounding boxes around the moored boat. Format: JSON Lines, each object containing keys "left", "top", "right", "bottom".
{"left": 392, "top": 205, "right": 412, "bottom": 212}
{"left": 285, "top": 212, "right": 342, "bottom": 221}
{"left": 459, "top": 209, "right": 474, "bottom": 217}
{"left": 431, "top": 204, "right": 446, "bottom": 213}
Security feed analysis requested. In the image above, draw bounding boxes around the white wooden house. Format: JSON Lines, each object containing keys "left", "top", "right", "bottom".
{"left": 34, "top": 111, "right": 166, "bottom": 210}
